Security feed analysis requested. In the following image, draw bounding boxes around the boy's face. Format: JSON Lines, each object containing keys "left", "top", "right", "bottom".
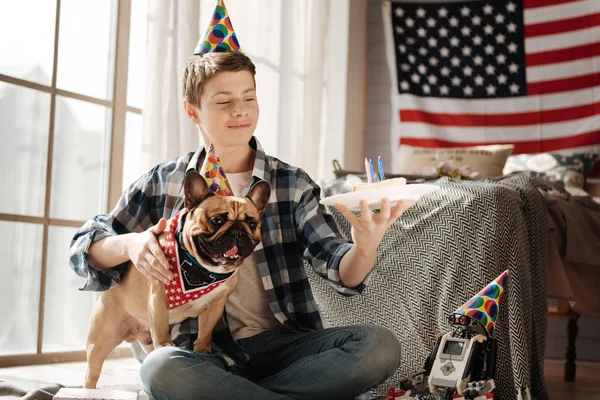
{"left": 185, "top": 70, "right": 259, "bottom": 149}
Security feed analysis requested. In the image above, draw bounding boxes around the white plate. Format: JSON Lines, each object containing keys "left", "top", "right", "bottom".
{"left": 320, "top": 184, "right": 439, "bottom": 211}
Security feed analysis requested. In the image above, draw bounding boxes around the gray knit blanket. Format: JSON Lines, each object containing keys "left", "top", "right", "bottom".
{"left": 308, "top": 174, "right": 561, "bottom": 400}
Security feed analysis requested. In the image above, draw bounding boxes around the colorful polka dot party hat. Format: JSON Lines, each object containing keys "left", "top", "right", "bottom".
{"left": 455, "top": 270, "right": 509, "bottom": 336}
{"left": 194, "top": 0, "right": 242, "bottom": 55}
{"left": 200, "top": 143, "right": 233, "bottom": 196}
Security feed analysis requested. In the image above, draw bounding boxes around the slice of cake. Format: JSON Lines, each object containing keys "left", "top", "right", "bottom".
{"left": 352, "top": 177, "right": 407, "bottom": 192}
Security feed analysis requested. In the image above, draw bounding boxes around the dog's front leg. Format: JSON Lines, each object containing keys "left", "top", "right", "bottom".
{"left": 148, "top": 281, "right": 174, "bottom": 348}
{"left": 193, "top": 273, "right": 239, "bottom": 353}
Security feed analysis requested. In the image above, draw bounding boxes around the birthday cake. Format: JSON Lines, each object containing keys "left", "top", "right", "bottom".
{"left": 352, "top": 177, "right": 407, "bottom": 192}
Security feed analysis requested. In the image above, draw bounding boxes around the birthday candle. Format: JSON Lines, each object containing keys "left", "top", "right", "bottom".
{"left": 364, "top": 158, "right": 373, "bottom": 183}
{"left": 378, "top": 156, "right": 385, "bottom": 181}
{"left": 369, "top": 159, "right": 376, "bottom": 183}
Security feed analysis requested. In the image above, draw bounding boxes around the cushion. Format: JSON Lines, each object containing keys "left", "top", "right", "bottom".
{"left": 396, "top": 144, "right": 514, "bottom": 179}
{"left": 503, "top": 152, "right": 599, "bottom": 189}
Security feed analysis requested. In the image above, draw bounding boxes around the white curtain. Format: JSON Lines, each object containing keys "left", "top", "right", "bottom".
{"left": 140, "top": 0, "right": 331, "bottom": 180}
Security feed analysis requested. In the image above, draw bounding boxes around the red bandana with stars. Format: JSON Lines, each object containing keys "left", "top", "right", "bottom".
{"left": 162, "top": 209, "right": 234, "bottom": 310}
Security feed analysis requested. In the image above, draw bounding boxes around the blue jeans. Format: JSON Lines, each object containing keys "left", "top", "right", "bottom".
{"left": 140, "top": 324, "right": 401, "bottom": 400}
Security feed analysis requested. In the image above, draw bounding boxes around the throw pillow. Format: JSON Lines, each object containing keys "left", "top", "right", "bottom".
{"left": 503, "top": 152, "right": 599, "bottom": 188}
{"left": 396, "top": 144, "right": 515, "bottom": 179}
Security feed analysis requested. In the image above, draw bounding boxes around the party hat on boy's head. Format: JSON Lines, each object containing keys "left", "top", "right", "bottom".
{"left": 455, "top": 270, "right": 509, "bottom": 336}
{"left": 194, "top": 0, "right": 242, "bottom": 55}
{"left": 200, "top": 143, "right": 234, "bottom": 196}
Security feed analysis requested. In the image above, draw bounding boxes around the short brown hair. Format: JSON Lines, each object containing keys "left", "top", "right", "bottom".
{"left": 181, "top": 52, "right": 256, "bottom": 107}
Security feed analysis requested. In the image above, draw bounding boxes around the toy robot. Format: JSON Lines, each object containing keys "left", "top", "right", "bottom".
{"left": 387, "top": 270, "right": 508, "bottom": 400}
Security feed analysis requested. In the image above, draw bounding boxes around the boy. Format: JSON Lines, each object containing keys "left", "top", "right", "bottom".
{"left": 69, "top": 2, "right": 408, "bottom": 399}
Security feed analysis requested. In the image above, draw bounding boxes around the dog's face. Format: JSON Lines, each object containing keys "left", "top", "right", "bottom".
{"left": 180, "top": 171, "right": 271, "bottom": 274}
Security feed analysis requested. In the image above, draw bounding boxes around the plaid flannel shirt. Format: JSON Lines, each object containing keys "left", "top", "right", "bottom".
{"left": 69, "top": 137, "right": 372, "bottom": 364}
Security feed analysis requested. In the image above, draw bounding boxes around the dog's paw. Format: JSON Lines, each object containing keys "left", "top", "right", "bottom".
{"left": 193, "top": 343, "right": 212, "bottom": 354}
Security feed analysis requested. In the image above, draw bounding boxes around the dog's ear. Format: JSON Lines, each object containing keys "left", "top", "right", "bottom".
{"left": 184, "top": 170, "right": 213, "bottom": 209}
{"left": 246, "top": 180, "right": 271, "bottom": 215}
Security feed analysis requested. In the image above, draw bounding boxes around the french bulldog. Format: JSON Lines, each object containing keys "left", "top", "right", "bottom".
{"left": 84, "top": 170, "right": 270, "bottom": 388}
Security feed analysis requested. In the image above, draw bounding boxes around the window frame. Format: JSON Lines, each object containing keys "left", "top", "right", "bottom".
{"left": 0, "top": 0, "right": 136, "bottom": 367}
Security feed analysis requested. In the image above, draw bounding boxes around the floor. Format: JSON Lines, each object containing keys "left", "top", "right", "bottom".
{"left": 0, "top": 357, "right": 599, "bottom": 399}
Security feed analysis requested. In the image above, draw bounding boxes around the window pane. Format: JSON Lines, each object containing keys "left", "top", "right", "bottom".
{"left": 50, "top": 97, "right": 111, "bottom": 220}
{"left": 0, "top": 0, "right": 56, "bottom": 86}
{"left": 127, "top": 0, "right": 148, "bottom": 109}
{"left": 0, "top": 83, "right": 51, "bottom": 217}
{"left": 0, "top": 221, "right": 43, "bottom": 356}
{"left": 57, "top": 0, "right": 117, "bottom": 100}
{"left": 122, "top": 111, "right": 144, "bottom": 191}
{"left": 43, "top": 226, "right": 98, "bottom": 352}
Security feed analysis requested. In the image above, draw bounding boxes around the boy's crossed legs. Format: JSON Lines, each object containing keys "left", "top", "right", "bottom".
{"left": 140, "top": 324, "right": 401, "bottom": 400}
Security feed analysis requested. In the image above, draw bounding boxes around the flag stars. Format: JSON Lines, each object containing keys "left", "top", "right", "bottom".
{"left": 509, "top": 62, "right": 519, "bottom": 73}
{"left": 400, "top": 81, "right": 410, "bottom": 91}
{"left": 450, "top": 37, "right": 460, "bottom": 47}
{"left": 472, "top": 15, "right": 482, "bottom": 26}
{"left": 461, "top": 26, "right": 471, "bottom": 36}
{"left": 463, "top": 86, "right": 474, "bottom": 96}
{"left": 418, "top": 64, "right": 427, "bottom": 74}
{"left": 419, "top": 47, "right": 428, "bottom": 55}
{"left": 429, "top": 56, "right": 439, "bottom": 66}
{"left": 472, "top": 36, "right": 483, "bottom": 46}
{"left": 438, "top": 7, "right": 448, "bottom": 17}
{"left": 451, "top": 76, "right": 462, "bottom": 86}
{"left": 484, "top": 24, "right": 494, "bottom": 35}
{"left": 510, "top": 83, "right": 520, "bottom": 93}
{"left": 496, "top": 34, "right": 505, "bottom": 44}
{"left": 395, "top": 7, "right": 404, "bottom": 17}
{"left": 440, "top": 85, "right": 450, "bottom": 95}
{"left": 427, "top": 17, "right": 436, "bottom": 27}
{"left": 462, "top": 46, "right": 472, "bottom": 56}
{"left": 406, "top": 37, "right": 416, "bottom": 45}
{"left": 496, "top": 54, "right": 507, "bottom": 64}
{"left": 422, "top": 84, "right": 431, "bottom": 94}
{"left": 485, "top": 44, "right": 495, "bottom": 55}
{"left": 486, "top": 64, "right": 496, "bottom": 75}
{"left": 507, "top": 22, "right": 517, "bottom": 33}
{"left": 451, "top": 56, "right": 461, "bottom": 67}
{"left": 463, "top": 66, "right": 473, "bottom": 76}
{"left": 439, "top": 27, "right": 449, "bottom": 37}
{"left": 508, "top": 42, "right": 518, "bottom": 53}
{"left": 428, "top": 37, "right": 438, "bottom": 47}
{"left": 416, "top": 7, "right": 426, "bottom": 17}
{"left": 408, "top": 54, "right": 416, "bottom": 64}
{"left": 401, "top": 63, "right": 410, "bottom": 72}
{"left": 474, "top": 75, "right": 484, "bottom": 86}
{"left": 417, "top": 27, "right": 427, "bottom": 37}
{"left": 398, "top": 44, "right": 406, "bottom": 53}
{"left": 460, "top": 6, "right": 471, "bottom": 17}
{"left": 486, "top": 85, "right": 497, "bottom": 95}
{"left": 495, "top": 14, "right": 505, "bottom": 24}
{"left": 483, "top": 4, "right": 494, "bottom": 15}
{"left": 506, "top": 2, "right": 517, "bottom": 12}
{"left": 497, "top": 74, "right": 508, "bottom": 84}
{"left": 428, "top": 74, "right": 438, "bottom": 84}
{"left": 441, "top": 67, "right": 451, "bottom": 76}
{"left": 449, "top": 17, "right": 459, "bottom": 27}
{"left": 395, "top": 26, "right": 404, "bottom": 34}
{"left": 473, "top": 55, "right": 483, "bottom": 65}
{"left": 411, "top": 73, "right": 421, "bottom": 83}
{"left": 406, "top": 18, "right": 415, "bottom": 27}
{"left": 440, "top": 47, "right": 450, "bottom": 57}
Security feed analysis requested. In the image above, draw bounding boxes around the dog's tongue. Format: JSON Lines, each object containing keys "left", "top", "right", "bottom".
{"left": 225, "top": 245, "right": 238, "bottom": 257}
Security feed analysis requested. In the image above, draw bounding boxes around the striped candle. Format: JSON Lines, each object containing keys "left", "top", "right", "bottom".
{"left": 369, "top": 159, "right": 376, "bottom": 183}
{"left": 364, "top": 158, "right": 373, "bottom": 183}
{"left": 377, "top": 156, "right": 385, "bottom": 181}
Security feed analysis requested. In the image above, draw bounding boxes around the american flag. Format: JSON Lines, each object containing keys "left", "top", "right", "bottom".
{"left": 383, "top": 0, "right": 600, "bottom": 157}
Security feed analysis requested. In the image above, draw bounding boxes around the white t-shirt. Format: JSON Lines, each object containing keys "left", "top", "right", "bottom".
{"left": 225, "top": 171, "right": 281, "bottom": 340}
